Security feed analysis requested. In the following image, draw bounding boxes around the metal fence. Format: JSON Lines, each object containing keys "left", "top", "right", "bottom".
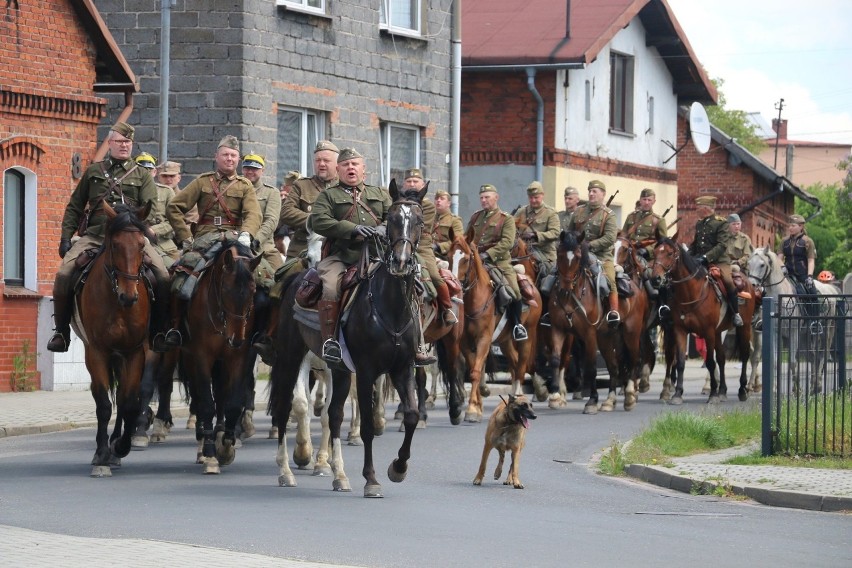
{"left": 761, "top": 294, "right": 851, "bottom": 457}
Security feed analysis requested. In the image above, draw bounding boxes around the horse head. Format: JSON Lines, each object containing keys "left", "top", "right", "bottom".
{"left": 746, "top": 247, "right": 778, "bottom": 290}
{"left": 385, "top": 179, "right": 425, "bottom": 276}
{"left": 102, "top": 201, "right": 152, "bottom": 307}
{"left": 651, "top": 237, "right": 703, "bottom": 288}
{"left": 304, "top": 222, "right": 325, "bottom": 268}
{"left": 216, "top": 242, "right": 262, "bottom": 348}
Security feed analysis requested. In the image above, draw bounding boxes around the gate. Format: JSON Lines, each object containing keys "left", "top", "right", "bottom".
{"left": 761, "top": 294, "right": 851, "bottom": 457}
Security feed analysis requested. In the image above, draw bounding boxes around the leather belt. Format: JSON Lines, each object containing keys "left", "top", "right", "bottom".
{"left": 198, "top": 216, "right": 237, "bottom": 227}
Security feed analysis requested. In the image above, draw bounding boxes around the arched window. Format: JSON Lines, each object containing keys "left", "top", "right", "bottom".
{"left": 3, "top": 169, "right": 26, "bottom": 286}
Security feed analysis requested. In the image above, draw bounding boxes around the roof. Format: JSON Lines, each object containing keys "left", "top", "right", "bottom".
{"left": 69, "top": 0, "right": 137, "bottom": 92}
{"left": 462, "top": 0, "right": 716, "bottom": 104}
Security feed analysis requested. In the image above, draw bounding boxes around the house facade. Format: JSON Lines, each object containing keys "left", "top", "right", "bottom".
{"left": 759, "top": 119, "right": 850, "bottom": 188}
{"left": 0, "top": 0, "right": 137, "bottom": 391}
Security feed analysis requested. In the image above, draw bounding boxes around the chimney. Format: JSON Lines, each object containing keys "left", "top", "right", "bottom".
{"left": 772, "top": 118, "right": 788, "bottom": 140}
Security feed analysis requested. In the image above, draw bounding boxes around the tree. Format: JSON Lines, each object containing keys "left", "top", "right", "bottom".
{"left": 795, "top": 173, "right": 852, "bottom": 280}
{"left": 706, "top": 78, "right": 767, "bottom": 156}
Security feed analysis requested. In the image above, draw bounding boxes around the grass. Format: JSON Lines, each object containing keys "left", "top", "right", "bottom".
{"left": 726, "top": 452, "right": 852, "bottom": 469}
{"left": 774, "top": 391, "right": 852, "bottom": 458}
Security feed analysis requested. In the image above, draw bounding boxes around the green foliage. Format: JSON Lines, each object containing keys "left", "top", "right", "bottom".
{"left": 775, "top": 391, "right": 852, "bottom": 457}
{"left": 706, "top": 78, "right": 768, "bottom": 156}
{"left": 11, "top": 340, "right": 38, "bottom": 392}
{"left": 795, "top": 177, "right": 852, "bottom": 278}
{"left": 598, "top": 436, "right": 627, "bottom": 476}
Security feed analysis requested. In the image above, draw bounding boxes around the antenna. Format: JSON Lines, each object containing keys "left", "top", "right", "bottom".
{"left": 663, "top": 102, "right": 712, "bottom": 163}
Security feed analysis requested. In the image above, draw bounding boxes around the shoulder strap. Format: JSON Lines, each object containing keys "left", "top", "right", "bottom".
{"left": 198, "top": 177, "right": 239, "bottom": 224}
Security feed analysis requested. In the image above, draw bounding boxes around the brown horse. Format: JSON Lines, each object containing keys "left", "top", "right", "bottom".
{"left": 180, "top": 239, "right": 261, "bottom": 473}
{"left": 548, "top": 230, "right": 646, "bottom": 413}
{"left": 651, "top": 237, "right": 754, "bottom": 404}
{"left": 71, "top": 202, "right": 153, "bottom": 477}
{"left": 447, "top": 230, "right": 542, "bottom": 423}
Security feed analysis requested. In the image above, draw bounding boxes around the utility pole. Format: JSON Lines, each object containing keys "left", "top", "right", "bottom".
{"left": 773, "top": 98, "right": 785, "bottom": 170}
{"left": 158, "top": 0, "right": 176, "bottom": 164}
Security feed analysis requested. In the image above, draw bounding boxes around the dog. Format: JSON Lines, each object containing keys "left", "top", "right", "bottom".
{"left": 473, "top": 394, "right": 536, "bottom": 489}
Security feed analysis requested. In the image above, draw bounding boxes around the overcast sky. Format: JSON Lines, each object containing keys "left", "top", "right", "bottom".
{"left": 666, "top": 0, "right": 852, "bottom": 145}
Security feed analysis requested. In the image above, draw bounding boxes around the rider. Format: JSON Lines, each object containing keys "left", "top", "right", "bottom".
{"left": 432, "top": 189, "right": 464, "bottom": 261}
{"left": 725, "top": 213, "right": 753, "bottom": 273}
{"left": 466, "top": 184, "right": 528, "bottom": 341}
{"left": 514, "top": 181, "right": 560, "bottom": 286}
{"left": 558, "top": 186, "right": 581, "bottom": 233}
{"left": 146, "top": 160, "right": 181, "bottom": 269}
{"left": 621, "top": 188, "right": 667, "bottom": 262}
{"left": 778, "top": 213, "right": 819, "bottom": 313}
{"left": 161, "top": 135, "right": 263, "bottom": 351}
{"left": 47, "top": 122, "right": 174, "bottom": 354}
{"left": 689, "top": 195, "right": 743, "bottom": 327}
{"left": 565, "top": 180, "right": 620, "bottom": 326}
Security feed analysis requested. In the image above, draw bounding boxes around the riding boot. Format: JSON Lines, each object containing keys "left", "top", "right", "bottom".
{"left": 435, "top": 280, "right": 458, "bottom": 325}
{"left": 252, "top": 299, "right": 280, "bottom": 366}
{"left": 151, "top": 279, "right": 180, "bottom": 352}
{"left": 319, "top": 299, "right": 342, "bottom": 365}
{"left": 728, "top": 289, "right": 743, "bottom": 327}
{"left": 414, "top": 300, "right": 437, "bottom": 368}
{"left": 606, "top": 291, "right": 621, "bottom": 327}
{"left": 47, "top": 291, "right": 73, "bottom": 353}
{"left": 153, "top": 296, "right": 185, "bottom": 352}
{"left": 511, "top": 299, "right": 528, "bottom": 341}
{"left": 657, "top": 286, "right": 671, "bottom": 322}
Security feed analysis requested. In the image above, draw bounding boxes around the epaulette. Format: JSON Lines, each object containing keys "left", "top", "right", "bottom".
{"left": 715, "top": 215, "right": 726, "bottom": 222}
{"left": 262, "top": 183, "right": 277, "bottom": 191}
{"left": 197, "top": 171, "right": 217, "bottom": 178}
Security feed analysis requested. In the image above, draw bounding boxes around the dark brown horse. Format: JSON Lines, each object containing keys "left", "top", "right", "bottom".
{"left": 651, "top": 237, "right": 754, "bottom": 404}
{"left": 71, "top": 202, "right": 153, "bottom": 477}
{"left": 447, "top": 230, "right": 542, "bottom": 423}
{"left": 180, "top": 239, "right": 261, "bottom": 473}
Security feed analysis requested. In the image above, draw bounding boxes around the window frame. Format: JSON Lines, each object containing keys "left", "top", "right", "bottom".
{"left": 276, "top": 0, "right": 327, "bottom": 17}
{"left": 276, "top": 106, "right": 326, "bottom": 185}
{"left": 379, "top": 0, "right": 423, "bottom": 37}
{"left": 379, "top": 122, "right": 421, "bottom": 188}
{"left": 3, "top": 167, "right": 37, "bottom": 290}
{"left": 609, "top": 50, "right": 635, "bottom": 135}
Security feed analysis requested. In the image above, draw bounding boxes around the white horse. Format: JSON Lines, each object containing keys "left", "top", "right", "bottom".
{"left": 747, "top": 247, "right": 838, "bottom": 394}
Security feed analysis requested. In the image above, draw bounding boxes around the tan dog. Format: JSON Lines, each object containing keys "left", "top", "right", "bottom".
{"left": 473, "top": 394, "right": 536, "bottom": 489}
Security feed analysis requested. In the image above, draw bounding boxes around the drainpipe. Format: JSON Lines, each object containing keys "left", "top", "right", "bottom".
{"left": 94, "top": 90, "right": 134, "bottom": 162}
{"left": 159, "top": 0, "right": 175, "bottom": 164}
{"left": 526, "top": 67, "right": 544, "bottom": 182}
{"left": 450, "top": 0, "right": 461, "bottom": 215}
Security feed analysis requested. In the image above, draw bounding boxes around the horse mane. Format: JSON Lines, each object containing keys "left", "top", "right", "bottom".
{"left": 658, "top": 237, "right": 703, "bottom": 276}
{"left": 559, "top": 230, "right": 591, "bottom": 269}
{"left": 107, "top": 203, "right": 156, "bottom": 242}
{"left": 214, "top": 239, "right": 256, "bottom": 285}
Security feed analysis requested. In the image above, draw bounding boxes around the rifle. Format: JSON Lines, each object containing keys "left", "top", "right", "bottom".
{"left": 661, "top": 205, "right": 673, "bottom": 218}
{"left": 605, "top": 189, "right": 620, "bottom": 208}
{"left": 667, "top": 216, "right": 682, "bottom": 231}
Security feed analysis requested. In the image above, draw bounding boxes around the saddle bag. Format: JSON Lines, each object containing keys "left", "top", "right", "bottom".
{"left": 615, "top": 272, "right": 634, "bottom": 298}
{"left": 74, "top": 248, "right": 98, "bottom": 270}
{"left": 295, "top": 268, "right": 323, "bottom": 309}
{"left": 438, "top": 268, "right": 462, "bottom": 296}
{"left": 517, "top": 272, "right": 539, "bottom": 308}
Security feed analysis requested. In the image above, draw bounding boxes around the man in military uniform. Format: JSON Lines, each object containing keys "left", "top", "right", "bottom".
{"left": 467, "top": 184, "right": 528, "bottom": 341}
{"left": 558, "top": 186, "right": 581, "bottom": 232}
{"left": 47, "top": 122, "right": 174, "bottom": 353}
{"left": 689, "top": 195, "right": 743, "bottom": 327}
{"left": 514, "top": 181, "right": 560, "bottom": 285}
{"left": 432, "top": 189, "right": 464, "bottom": 261}
{"left": 310, "top": 148, "right": 392, "bottom": 366}
{"left": 147, "top": 161, "right": 180, "bottom": 269}
{"left": 565, "top": 180, "right": 621, "bottom": 326}
{"left": 161, "top": 134, "right": 263, "bottom": 350}
{"left": 778, "top": 213, "right": 818, "bottom": 301}
{"left": 725, "top": 213, "right": 753, "bottom": 272}
{"left": 621, "top": 188, "right": 667, "bottom": 261}
{"left": 280, "top": 140, "right": 340, "bottom": 262}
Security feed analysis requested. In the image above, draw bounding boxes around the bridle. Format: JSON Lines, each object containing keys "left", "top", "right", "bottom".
{"left": 386, "top": 200, "right": 423, "bottom": 276}
{"left": 104, "top": 225, "right": 144, "bottom": 297}
{"left": 206, "top": 247, "right": 254, "bottom": 343}
{"left": 553, "top": 243, "right": 601, "bottom": 326}
{"left": 748, "top": 249, "right": 785, "bottom": 291}
{"left": 450, "top": 239, "right": 495, "bottom": 320}
{"left": 652, "top": 243, "right": 702, "bottom": 286}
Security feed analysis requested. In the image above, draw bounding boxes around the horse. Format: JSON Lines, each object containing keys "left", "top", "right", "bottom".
{"left": 747, "top": 247, "right": 838, "bottom": 394}
{"left": 269, "top": 180, "right": 426, "bottom": 497}
{"left": 70, "top": 202, "right": 154, "bottom": 477}
{"left": 548, "top": 230, "right": 645, "bottom": 414}
{"left": 180, "top": 238, "right": 261, "bottom": 474}
{"left": 651, "top": 237, "right": 755, "bottom": 404}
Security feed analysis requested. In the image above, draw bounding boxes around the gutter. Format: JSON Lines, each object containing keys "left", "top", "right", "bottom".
{"left": 526, "top": 68, "right": 544, "bottom": 182}
{"left": 463, "top": 63, "right": 584, "bottom": 72}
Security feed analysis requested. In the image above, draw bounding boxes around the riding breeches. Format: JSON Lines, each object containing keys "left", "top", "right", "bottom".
{"left": 601, "top": 259, "right": 616, "bottom": 291}
{"left": 317, "top": 254, "right": 348, "bottom": 301}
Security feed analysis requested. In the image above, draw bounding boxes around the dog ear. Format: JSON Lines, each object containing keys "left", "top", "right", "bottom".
{"left": 508, "top": 394, "right": 517, "bottom": 403}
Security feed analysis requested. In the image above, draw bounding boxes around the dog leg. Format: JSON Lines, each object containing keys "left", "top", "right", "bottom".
{"left": 473, "top": 442, "right": 493, "bottom": 485}
{"left": 494, "top": 449, "right": 505, "bottom": 481}
{"left": 508, "top": 447, "right": 524, "bottom": 489}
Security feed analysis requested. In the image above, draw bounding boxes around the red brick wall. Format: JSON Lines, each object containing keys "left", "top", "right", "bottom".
{"left": 0, "top": 0, "right": 105, "bottom": 391}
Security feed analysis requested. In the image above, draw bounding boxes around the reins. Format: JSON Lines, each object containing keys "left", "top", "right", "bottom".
{"left": 206, "top": 247, "right": 253, "bottom": 338}
{"left": 103, "top": 225, "right": 144, "bottom": 297}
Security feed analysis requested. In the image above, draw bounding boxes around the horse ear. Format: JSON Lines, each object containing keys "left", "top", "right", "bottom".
{"left": 464, "top": 225, "right": 476, "bottom": 245}
{"left": 389, "top": 179, "right": 399, "bottom": 202}
{"left": 671, "top": 231, "right": 679, "bottom": 243}
{"left": 417, "top": 182, "right": 428, "bottom": 203}
{"left": 576, "top": 230, "right": 585, "bottom": 244}
{"left": 249, "top": 252, "right": 263, "bottom": 271}
{"left": 139, "top": 201, "right": 152, "bottom": 221}
{"left": 103, "top": 201, "right": 117, "bottom": 220}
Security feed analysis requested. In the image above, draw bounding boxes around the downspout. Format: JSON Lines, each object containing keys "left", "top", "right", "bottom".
{"left": 94, "top": 90, "right": 134, "bottom": 162}
{"left": 526, "top": 67, "right": 544, "bottom": 182}
{"left": 450, "top": 0, "right": 462, "bottom": 215}
{"left": 737, "top": 178, "right": 822, "bottom": 221}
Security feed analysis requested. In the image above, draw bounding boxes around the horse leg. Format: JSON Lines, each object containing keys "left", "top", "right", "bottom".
{"left": 131, "top": 352, "right": 158, "bottom": 450}
{"left": 402, "top": 366, "right": 427, "bottom": 430}
{"left": 465, "top": 335, "right": 490, "bottom": 423}
{"left": 598, "top": 342, "right": 618, "bottom": 413}
{"left": 669, "top": 329, "right": 688, "bottom": 405}
{"left": 387, "top": 365, "right": 418, "bottom": 487}
{"left": 213, "top": 356, "right": 248, "bottom": 467}
{"left": 152, "top": 352, "right": 177, "bottom": 443}
{"left": 88, "top": 358, "right": 114, "bottom": 477}
{"left": 581, "top": 340, "right": 600, "bottom": 414}
{"left": 348, "top": 379, "right": 362, "bottom": 446}
{"left": 328, "top": 369, "right": 352, "bottom": 493}
{"left": 749, "top": 329, "right": 762, "bottom": 393}
{"left": 374, "top": 376, "right": 387, "bottom": 435}
{"left": 546, "top": 330, "right": 568, "bottom": 408}
{"left": 291, "top": 356, "right": 314, "bottom": 469}
{"left": 311, "top": 367, "right": 326, "bottom": 417}
{"left": 110, "top": 350, "right": 146, "bottom": 464}
{"left": 188, "top": 363, "right": 218, "bottom": 473}
{"left": 355, "top": 371, "right": 381, "bottom": 496}
{"left": 315, "top": 374, "right": 333, "bottom": 474}
{"left": 705, "top": 334, "right": 722, "bottom": 404}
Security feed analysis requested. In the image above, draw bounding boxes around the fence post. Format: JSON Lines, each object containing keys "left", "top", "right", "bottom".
{"left": 761, "top": 296, "right": 774, "bottom": 457}
{"left": 837, "top": 297, "right": 847, "bottom": 390}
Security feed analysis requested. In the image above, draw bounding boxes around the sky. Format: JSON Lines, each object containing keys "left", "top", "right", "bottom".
{"left": 666, "top": 0, "right": 852, "bottom": 145}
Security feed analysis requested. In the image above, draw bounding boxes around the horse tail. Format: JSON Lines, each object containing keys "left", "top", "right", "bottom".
{"left": 437, "top": 340, "right": 451, "bottom": 393}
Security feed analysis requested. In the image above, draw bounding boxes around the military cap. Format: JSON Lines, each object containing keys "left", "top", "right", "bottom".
{"left": 435, "top": 189, "right": 450, "bottom": 199}
{"left": 404, "top": 167, "right": 423, "bottom": 180}
{"left": 788, "top": 214, "right": 806, "bottom": 224}
{"left": 314, "top": 140, "right": 340, "bottom": 154}
{"left": 134, "top": 152, "right": 156, "bottom": 169}
{"left": 159, "top": 161, "right": 181, "bottom": 175}
{"left": 337, "top": 148, "right": 363, "bottom": 163}
{"left": 283, "top": 170, "right": 301, "bottom": 185}
{"left": 588, "top": 179, "right": 606, "bottom": 191}
{"left": 218, "top": 135, "right": 240, "bottom": 151}
{"left": 111, "top": 121, "right": 135, "bottom": 140}
{"left": 564, "top": 186, "right": 579, "bottom": 197}
{"left": 479, "top": 184, "right": 498, "bottom": 194}
{"left": 727, "top": 213, "right": 741, "bottom": 223}
{"left": 640, "top": 188, "right": 656, "bottom": 198}
{"left": 242, "top": 153, "right": 265, "bottom": 169}
{"left": 695, "top": 195, "right": 717, "bottom": 207}
{"left": 526, "top": 181, "right": 544, "bottom": 195}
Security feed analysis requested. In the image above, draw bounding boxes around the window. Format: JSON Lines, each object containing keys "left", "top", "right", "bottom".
{"left": 609, "top": 51, "right": 634, "bottom": 134}
{"left": 277, "top": 0, "right": 325, "bottom": 15}
{"left": 276, "top": 107, "right": 325, "bottom": 184}
{"left": 380, "top": 0, "right": 421, "bottom": 35}
{"left": 3, "top": 169, "right": 25, "bottom": 286}
{"left": 379, "top": 123, "right": 420, "bottom": 187}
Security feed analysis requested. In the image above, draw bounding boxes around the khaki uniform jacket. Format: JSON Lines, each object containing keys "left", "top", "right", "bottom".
{"left": 280, "top": 175, "right": 338, "bottom": 259}
{"left": 150, "top": 183, "right": 178, "bottom": 255}
{"left": 566, "top": 203, "right": 617, "bottom": 263}
{"left": 253, "top": 181, "right": 281, "bottom": 254}
{"left": 167, "top": 171, "right": 262, "bottom": 244}
{"left": 467, "top": 207, "right": 518, "bottom": 296}
{"left": 60, "top": 156, "right": 157, "bottom": 241}
{"left": 417, "top": 197, "right": 443, "bottom": 285}
{"left": 690, "top": 214, "right": 731, "bottom": 265}
{"left": 433, "top": 210, "right": 464, "bottom": 259}
{"left": 558, "top": 209, "right": 575, "bottom": 233}
{"left": 310, "top": 182, "right": 391, "bottom": 265}
{"left": 514, "top": 204, "right": 560, "bottom": 262}
{"left": 621, "top": 209, "right": 668, "bottom": 258}
{"left": 727, "top": 232, "right": 754, "bottom": 270}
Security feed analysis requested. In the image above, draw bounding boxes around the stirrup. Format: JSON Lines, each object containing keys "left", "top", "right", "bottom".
{"left": 732, "top": 313, "right": 744, "bottom": 327}
{"left": 539, "top": 312, "right": 551, "bottom": 327}
{"left": 252, "top": 335, "right": 277, "bottom": 366}
{"left": 606, "top": 310, "right": 621, "bottom": 326}
{"left": 512, "top": 324, "right": 528, "bottom": 342}
{"left": 414, "top": 351, "right": 437, "bottom": 368}
{"left": 753, "top": 318, "right": 763, "bottom": 331}
{"left": 47, "top": 331, "right": 70, "bottom": 353}
{"left": 153, "top": 329, "right": 182, "bottom": 353}
{"left": 322, "top": 339, "right": 342, "bottom": 364}
{"left": 442, "top": 309, "right": 458, "bottom": 325}
{"left": 658, "top": 305, "right": 671, "bottom": 319}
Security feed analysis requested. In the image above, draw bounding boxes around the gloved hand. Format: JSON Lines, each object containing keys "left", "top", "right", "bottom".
{"left": 251, "top": 238, "right": 261, "bottom": 253}
{"left": 58, "top": 238, "right": 72, "bottom": 259}
{"left": 697, "top": 255, "right": 709, "bottom": 267}
{"left": 352, "top": 225, "right": 377, "bottom": 239}
{"left": 479, "top": 252, "right": 490, "bottom": 264}
{"left": 805, "top": 276, "right": 814, "bottom": 287}
{"left": 637, "top": 248, "right": 650, "bottom": 260}
{"left": 522, "top": 230, "right": 536, "bottom": 241}
{"left": 238, "top": 231, "right": 251, "bottom": 247}
{"left": 432, "top": 242, "right": 440, "bottom": 253}
{"left": 181, "top": 238, "right": 194, "bottom": 252}
{"left": 374, "top": 225, "right": 387, "bottom": 238}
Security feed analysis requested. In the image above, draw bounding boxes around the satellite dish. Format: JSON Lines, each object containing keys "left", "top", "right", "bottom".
{"left": 689, "top": 102, "right": 711, "bottom": 154}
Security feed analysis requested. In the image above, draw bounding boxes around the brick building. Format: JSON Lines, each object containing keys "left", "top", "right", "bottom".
{"left": 0, "top": 0, "right": 136, "bottom": 391}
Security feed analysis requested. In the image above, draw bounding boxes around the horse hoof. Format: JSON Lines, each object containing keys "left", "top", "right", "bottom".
{"left": 130, "top": 435, "right": 149, "bottom": 450}
{"left": 480, "top": 384, "right": 491, "bottom": 398}
{"left": 313, "top": 465, "right": 332, "bottom": 477}
{"left": 334, "top": 478, "right": 353, "bottom": 492}
{"left": 348, "top": 437, "right": 363, "bottom": 447}
{"left": 364, "top": 483, "right": 383, "bottom": 498}
{"left": 572, "top": 391, "right": 583, "bottom": 400}
{"left": 669, "top": 396, "right": 683, "bottom": 406}
{"left": 450, "top": 414, "right": 462, "bottom": 426}
{"left": 599, "top": 400, "right": 614, "bottom": 412}
{"left": 548, "top": 395, "right": 566, "bottom": 409}
{"left": 417, "top": 420, "right": 426, "bottom": 429}
{"left": 719, "top": 393, "right": 728, "bottom": 402}
{"left": 278, "top": 474, "right": 297, "bottom": 487}
{"left": 582, "top": 403, "right": 598, "bottom": 415}
{"left": 186, "top": 415, "right": 196, "bottom": 429}
{"left": 738, "top": 389, "right": 749, "bottom": 402}
{"left": 203, "top": 459, "right": 221, "bottom": 474}
{"left": 90, "top": 465, "right": 112, "bottom": 478}
{"left": 638, "top": 380, "right": 650, "bottom": 394}
{"left": 425, "top": 398, "right": 436, "bottom": 410}
{"left": 707, "top": 395, "right": 720, "bottom": 405}
{"left": 109, "top": 455, "right": 122, "bottom": 468}
{"left": 394, "top": 410, "right": 404, "bottom": 420}
{"left": 464, "top": 412, "right": 482, "bottom": 423}
{"left": 659, "top": 390, "right": 672, "bottom": 401}
{"left": 374, "top": 424, "right": 386, "bottom": 437}
{"left": 268, "top": 427, "right": 279, "bottom": 440}
{"left": 624, "top": 396, "right": 637, "bottom": 412}
{"left": 532, "top": 376, "right": 548, "bottom": 402}
{"left": 388, "top": 459, "right": 408, "bottom": 483}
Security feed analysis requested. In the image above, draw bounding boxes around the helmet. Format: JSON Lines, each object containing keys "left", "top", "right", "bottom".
{"left": 817, "top": 270, "right": 834, "bottom": 282}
